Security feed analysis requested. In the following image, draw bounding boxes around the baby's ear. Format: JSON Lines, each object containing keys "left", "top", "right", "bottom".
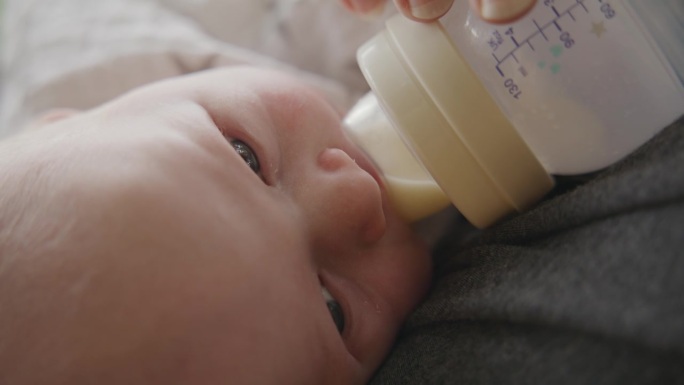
{"left": 25, "top": 108, "right": 81, "bottom": 131}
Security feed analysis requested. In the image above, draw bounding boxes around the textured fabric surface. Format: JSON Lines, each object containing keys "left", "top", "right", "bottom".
{"left": 371, "top": 115, "right": 684, "bottom": 384}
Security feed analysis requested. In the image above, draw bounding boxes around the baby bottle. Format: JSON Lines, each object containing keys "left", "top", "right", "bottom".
{"left": 344, "top": 0, "right": 684, "bottom": 228}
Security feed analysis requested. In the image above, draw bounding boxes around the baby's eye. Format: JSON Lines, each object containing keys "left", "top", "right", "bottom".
{"left": 230, "top": 140, "right": 260, "bottom": 174}
{"left": 322, "top": 286, "right": 345, "bottom": 334}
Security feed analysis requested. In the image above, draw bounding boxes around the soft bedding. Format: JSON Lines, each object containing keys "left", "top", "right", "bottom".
{"left": 0, "top": 0, "right": 386, "bottom": 137}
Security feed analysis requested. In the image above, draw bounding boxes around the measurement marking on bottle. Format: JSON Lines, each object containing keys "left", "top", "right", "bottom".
{"left": 533, "top": 19, "right": 548, "bottom": 40}
{"left": 495, "top": 60, "right": 504, "bottom": 76}
{"left": 493, "top": 0, "right": 591, "bottom": 77}
{"left": 577, "top": 0, "right": 588, "bottom": 12}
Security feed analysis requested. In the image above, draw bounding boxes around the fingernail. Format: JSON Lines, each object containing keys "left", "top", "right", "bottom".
{"left": 408, "top": 0, "right": 453, "bottom": 20}
{"left": 479, "top": 0, "right": 535, "bottom": 22}
{"left": 348, "top": 0, "right": 386, "bottom": 19}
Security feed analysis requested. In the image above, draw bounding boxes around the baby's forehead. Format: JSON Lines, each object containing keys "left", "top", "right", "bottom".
{"left": 188, "top": 68, "right": 338, "bottom": 125}
{"left": 196, "top": 67, "right": 332, "bottom": 104}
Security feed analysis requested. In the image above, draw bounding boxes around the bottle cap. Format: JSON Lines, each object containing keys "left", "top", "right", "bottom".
{"left": 357, "top": 14, "right": 554, "bottom": 228}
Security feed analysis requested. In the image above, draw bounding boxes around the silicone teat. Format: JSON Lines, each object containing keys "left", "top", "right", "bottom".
{"left": 344, "top": 93, "right": 451, "bottom": 222}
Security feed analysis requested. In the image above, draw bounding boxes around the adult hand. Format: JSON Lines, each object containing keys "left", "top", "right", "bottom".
{"left": 341, "top": 0, "right": 536, "bottom": 23}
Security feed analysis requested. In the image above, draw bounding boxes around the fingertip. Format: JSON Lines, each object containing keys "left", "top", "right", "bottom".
{"left": 398, "top": 0, "right": 453, "bottom": 22}
{"left": 474, "top": 0, "right": 537, "bottom": 23}
{"left": 342, "top": 0, "right": 387, "bottom": 19}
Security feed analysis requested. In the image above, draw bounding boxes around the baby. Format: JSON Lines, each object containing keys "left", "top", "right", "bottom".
{"left": 0, "top": 67, "right": 432, "bottom": 384}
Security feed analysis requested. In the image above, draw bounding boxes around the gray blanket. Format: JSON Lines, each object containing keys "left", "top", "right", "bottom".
{"left": 371, "top": 115, "right": 684, "bottom": 384}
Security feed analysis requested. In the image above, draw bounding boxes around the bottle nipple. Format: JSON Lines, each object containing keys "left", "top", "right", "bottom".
{"left": 344, "top": 93, "right": 451, "bottom": 222}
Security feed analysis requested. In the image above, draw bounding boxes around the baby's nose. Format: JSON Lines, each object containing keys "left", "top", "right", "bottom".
{"left": 311, "top": 148, "right": 387, "bottom": 246}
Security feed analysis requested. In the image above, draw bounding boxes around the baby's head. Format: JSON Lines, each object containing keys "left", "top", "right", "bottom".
{"left": 0, "top": 67, "right": 431, "bottom": 384}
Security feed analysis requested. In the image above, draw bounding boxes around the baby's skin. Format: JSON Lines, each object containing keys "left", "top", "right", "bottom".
{"left": 0, "top": 67, "right": 431, "bottom": 385}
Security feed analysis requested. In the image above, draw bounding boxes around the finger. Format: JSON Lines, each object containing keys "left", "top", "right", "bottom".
{"left": 470, "top": 0, "right": 537, "bottom": 23}
{"left": 393, "top": 0, "right": 454, "bottom": 21}
{"left": 340, "top": 0, "right": 387, "bottom": 18}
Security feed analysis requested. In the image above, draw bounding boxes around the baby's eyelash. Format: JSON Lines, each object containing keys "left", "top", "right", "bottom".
{"left": 322, "top": 286, "right": 345, "bottom": 334}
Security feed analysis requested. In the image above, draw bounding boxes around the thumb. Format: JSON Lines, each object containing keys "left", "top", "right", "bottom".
{"left": 469, "top": 0, "right": 537, "bottom": 23}
{"left": 394, "top": 0, "right": 454, "bottom": 21}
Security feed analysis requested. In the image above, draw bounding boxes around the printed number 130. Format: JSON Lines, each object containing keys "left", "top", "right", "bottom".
{"left": 504, "top": 79, "right": 522, "bottom": 99}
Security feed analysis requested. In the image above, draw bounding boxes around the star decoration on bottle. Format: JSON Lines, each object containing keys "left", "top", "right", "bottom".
{"left": 591, "top": 21, "right": 606, "bottom": 38}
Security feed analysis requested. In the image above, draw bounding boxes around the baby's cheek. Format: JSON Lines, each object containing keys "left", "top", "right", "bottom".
{"left": 370, "top": 225, "right": 432, "bottom": 330}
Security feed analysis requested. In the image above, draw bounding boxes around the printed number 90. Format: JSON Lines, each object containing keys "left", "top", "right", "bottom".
{"left": 601, "top": 3, "right": 616, "bottom": 18}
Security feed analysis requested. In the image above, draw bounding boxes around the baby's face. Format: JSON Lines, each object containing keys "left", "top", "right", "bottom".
{"left": 2, "top": 67, "right": 431, "bottom": 384}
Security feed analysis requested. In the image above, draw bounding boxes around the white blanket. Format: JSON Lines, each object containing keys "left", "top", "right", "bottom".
{"left": 0, "top": 0, "right": 390, "bottom": 137}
